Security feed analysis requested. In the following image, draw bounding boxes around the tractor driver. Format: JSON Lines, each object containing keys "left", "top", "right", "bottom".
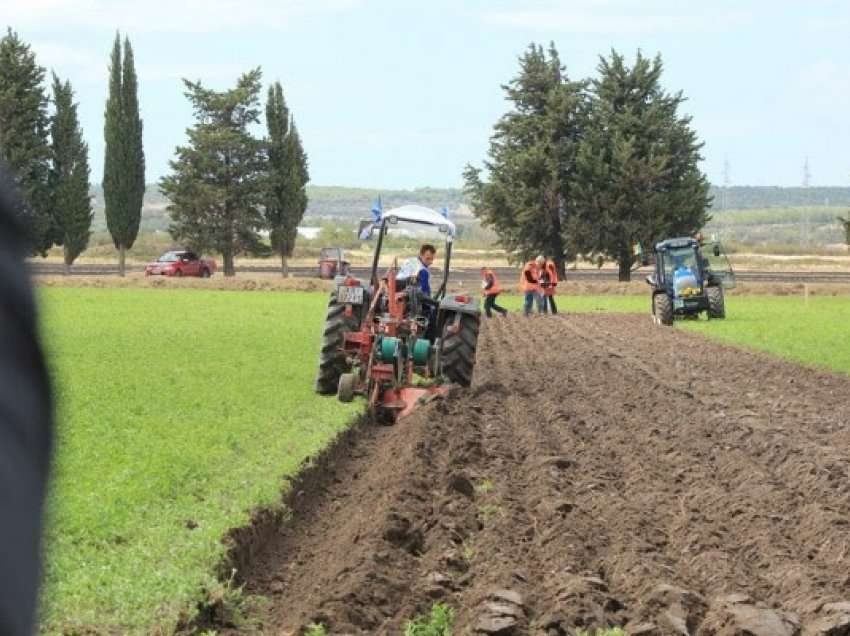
{"left": 396, "top": 244, "right": 436, "bottom": 297}
{"left": 396, "top": 244, "right": 437, "bottom": 338}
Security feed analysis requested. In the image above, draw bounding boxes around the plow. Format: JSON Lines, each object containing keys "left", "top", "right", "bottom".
{"left": 315, "top": 205, "right": 480, "bottom": 421}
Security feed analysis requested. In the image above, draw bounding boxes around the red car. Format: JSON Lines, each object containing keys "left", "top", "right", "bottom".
{"left": 144, "top": 250, "right": 217, "bottom": 277}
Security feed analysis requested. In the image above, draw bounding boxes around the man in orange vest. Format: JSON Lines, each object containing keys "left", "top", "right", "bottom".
{"left": 480, "top": 267, "right": 508, "bottom": 317}
{"left": 540, "top": 259, "right": 559, "bottom": 314}
{"left": 520, "top": 255, "right": 545, "bottom": 316}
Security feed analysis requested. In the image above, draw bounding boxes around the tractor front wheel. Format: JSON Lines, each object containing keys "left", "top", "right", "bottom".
{"left": 653, "top": 293, "right": 674, "bottom": 326}
{"left": 337, "top": 372, "right": 356, "bottom": 402}
{"left": 439, "top": 312, "right": 480, "bottom": 387}
{"left": 707, "top": 286, "right": 726, "bottom": 319}
{"left": 315, "top": 297, "right": 360, "bottom": 394}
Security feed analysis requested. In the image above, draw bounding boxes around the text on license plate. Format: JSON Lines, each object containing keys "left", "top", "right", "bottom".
{"left": 337, "top": 286, "right": 364, "bottom": 304}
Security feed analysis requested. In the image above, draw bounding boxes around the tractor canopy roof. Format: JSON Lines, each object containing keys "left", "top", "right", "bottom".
{"left": 382, "top": 205, "right": 456, "bottom": 237}
{"left": 655, "top": 237, "right": 699, "bottom": 252}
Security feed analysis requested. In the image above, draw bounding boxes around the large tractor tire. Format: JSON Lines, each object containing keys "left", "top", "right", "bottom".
{"left": 707, "top": 286, "right": 726, "bottom": 319}
{"left": 653, "top": 293, "right": 674, "bottom": 326}
{"left": 315, "top": 296, "right": 361, "bottom": 394}
{"left": 439, "top": 312, "right": 480, "bottom": 387}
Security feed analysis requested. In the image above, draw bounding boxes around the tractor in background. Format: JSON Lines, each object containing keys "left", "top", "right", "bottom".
{"left": 318, "top": 247, "right": 350, "bottom": 279}
{"left": 314, "top": 205, "right": 480, "bottom": 421}
{"left": 645, "top": 236, "right": 735, "bottom": 326}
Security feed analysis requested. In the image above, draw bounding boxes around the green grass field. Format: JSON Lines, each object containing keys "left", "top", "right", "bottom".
{"left": 37, "top": 288, "right": 850, "bottom": 633}
{"left": 679, "top": 295, "right": 850, "bottom": 375}
{"left": 39, "top": 289, "right": 358, "bottom": 633}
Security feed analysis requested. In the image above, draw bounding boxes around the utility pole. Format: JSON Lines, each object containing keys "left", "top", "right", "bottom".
{"left": 802, "top": 157, "right": 811, "bottom": 248}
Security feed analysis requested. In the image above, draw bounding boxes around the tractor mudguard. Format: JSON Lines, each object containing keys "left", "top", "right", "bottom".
{"left": 438, "top": 294, "right": 480, "bottom": 315}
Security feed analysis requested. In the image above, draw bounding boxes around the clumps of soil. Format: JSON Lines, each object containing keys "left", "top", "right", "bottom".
{"left": 212, "top": 314, "right": 850, "bottom": 634}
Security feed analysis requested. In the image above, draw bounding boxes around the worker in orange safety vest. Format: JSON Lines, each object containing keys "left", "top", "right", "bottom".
{"left": 540, "top": 259, "right": 559, "bottom": 314}
{"left": 519, "top": 255, "right": 544, "bottom": 316}
{"left": 480, "top": 267, "right": 508, "bottom": 318}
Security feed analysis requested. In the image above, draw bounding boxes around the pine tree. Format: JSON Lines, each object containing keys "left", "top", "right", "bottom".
{"left": 572, "top": 51, "right": 711, "bottom": 281}
{"left": 103, "top": 33, "right": 145, "bottom": 276}
{"left": 0, "top": 29, "right": 53, "bottom": 254}
{"left": 49, "top": 74, "right": 92, "bottom": 273}
{"left": 463, "top": 43, "right": 586, "bottom": 276}
{"left": 160, "top": 69, "right": 268, "bottom": 276}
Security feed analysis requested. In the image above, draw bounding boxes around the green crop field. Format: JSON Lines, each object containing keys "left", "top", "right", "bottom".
{"left": 679, "top": 295, "right": 850, "bottom": 375}
{"left": 38, "top": 288, "right": 358, "bottom": 634}
{"left": 36, "top": 288, "right": 850, "bottom": 633}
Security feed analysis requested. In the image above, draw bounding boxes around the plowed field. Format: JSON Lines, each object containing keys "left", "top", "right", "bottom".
{"left": 227, "top": 314, "right": 850, "bottom": 635}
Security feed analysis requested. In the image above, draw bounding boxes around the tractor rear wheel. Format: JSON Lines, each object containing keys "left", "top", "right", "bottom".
{"left": 654, "top": 293, "right": 674, "bottom": 326}
{"left": 315, "top": 296, "right": 361, "bottom": 394}
{"left": 439, "top": 312, "right": 480, "bottom": 387}
{"left": 707, "top": 286, "right": 725, "bottom": 319}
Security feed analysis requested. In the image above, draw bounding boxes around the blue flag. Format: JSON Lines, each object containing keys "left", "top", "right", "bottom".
{"left": 439, "top": 206, "right": 449, "bottom": 219}
{"left": 371, "top": 195, "right": 383, "bottom": 222}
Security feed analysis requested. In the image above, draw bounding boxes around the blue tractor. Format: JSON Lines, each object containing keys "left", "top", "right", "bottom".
{"left": 644, "top": 237, "right": 735, "bottom": 326}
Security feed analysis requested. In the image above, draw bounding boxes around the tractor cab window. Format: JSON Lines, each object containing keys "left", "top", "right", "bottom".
{"left": 663, "top": 247, "right": 699, "bottom": 280}
{"left": 663, "top": 247, "right": 701, "bottom": 296}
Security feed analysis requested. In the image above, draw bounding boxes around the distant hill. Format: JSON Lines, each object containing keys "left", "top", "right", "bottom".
{"left": 90, "top": 184, "right": 471, "bottom": 232}
{"left": 89, "top": 184, "right": 850, "bottom": 238}
{"left": 708, "top": 186, "right": 850, "bottom": 209}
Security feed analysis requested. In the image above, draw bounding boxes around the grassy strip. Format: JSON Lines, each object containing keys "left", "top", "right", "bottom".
{"left": 498, "top": 293, "right": 850, "bottom": 376}
{"left": 38, "top": 288, "right": 358, "bottom": 633}
{"left": 495, "top": 293, "right": 646, "bottom": 313}
{"left": 680, "top": 296, "right": 850, "bottom": 375}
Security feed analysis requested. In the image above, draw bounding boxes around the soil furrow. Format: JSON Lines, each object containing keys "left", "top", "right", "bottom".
{"left": 225, "top": 313, "right": 850, "bottom": 636}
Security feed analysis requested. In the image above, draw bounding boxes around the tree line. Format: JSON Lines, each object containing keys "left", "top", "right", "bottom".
{"left": 0, "top": 29, "right": 309, "bottom": 276}
{"left": 465, "top": 43, "right": 711, "bottom": 281}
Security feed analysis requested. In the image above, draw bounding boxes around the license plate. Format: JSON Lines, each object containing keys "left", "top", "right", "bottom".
{"left": 337, "top": 286, "right": 364, "bottom": 304}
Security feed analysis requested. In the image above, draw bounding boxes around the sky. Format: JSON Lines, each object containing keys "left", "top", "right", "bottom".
{"left": 4, "top": 0, "right": 850, "bottom": 189}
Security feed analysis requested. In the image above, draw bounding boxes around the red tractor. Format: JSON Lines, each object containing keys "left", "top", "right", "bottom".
{"left": 318, "top": 247, "right": 350, "bottom": 279}
{"left": 314, "top": 205, "right": 480, "bottom": 421}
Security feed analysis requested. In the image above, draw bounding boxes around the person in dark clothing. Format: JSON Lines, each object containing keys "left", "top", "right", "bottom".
{"left": 0, "top": 163, "right": 54, "bottom": 636}
{"left": 480, "top": 267, "right": 508, "bottom": 317}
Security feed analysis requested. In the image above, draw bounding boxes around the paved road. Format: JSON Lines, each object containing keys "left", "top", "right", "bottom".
{"left": 29, "top": 262, "right": 850, "bottom": 284}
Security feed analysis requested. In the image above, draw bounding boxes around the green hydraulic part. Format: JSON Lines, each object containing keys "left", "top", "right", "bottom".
{"left": 379, "top": 336, "right": 400, "bottom": 362}
{"left": 412, "top": 339, "right": 431, "bottom": 365}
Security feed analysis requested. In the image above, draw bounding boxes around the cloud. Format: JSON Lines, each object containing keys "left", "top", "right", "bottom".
{"left": 4, "top": 0, "right": 360, "bottom": 33}
{"left": 794, "top": 60, "right": 850, "bottom": 111}
{"left": 30, "top": 41, "right": 105, "bottom": 82}
{"left": 481, "top": 1, "right": 752, "bottom": 35}
{"left": 804, "top": 16, "right": 850, "bottom": 32}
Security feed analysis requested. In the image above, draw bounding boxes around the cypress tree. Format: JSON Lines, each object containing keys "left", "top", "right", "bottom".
{"left": 264, "top": 81, "right": 309, "bottom": 276}
{"left": 286, "top": 117, "right": 309, "bottom": 265}
{"left": 572, "top": 51, "right": 711, "bottom": 281}
{"left": 103, "top": 33, "right": 144, "bottom": 276}
{"left": 0, "top": 29, "right": 53, "bottom": 254}
{"left": 463, "top": 43, "right": 586, "bottom": 276}
{"left": 161, "top": 69, "right": 268, "bottom": 276}
{"left": 49, "top": 74, "right": 92, "bottom": 273}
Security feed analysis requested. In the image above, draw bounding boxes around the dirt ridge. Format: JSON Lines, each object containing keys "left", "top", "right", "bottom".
{"left": 216, "top": 314, "right": 850, "bottom": 635}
